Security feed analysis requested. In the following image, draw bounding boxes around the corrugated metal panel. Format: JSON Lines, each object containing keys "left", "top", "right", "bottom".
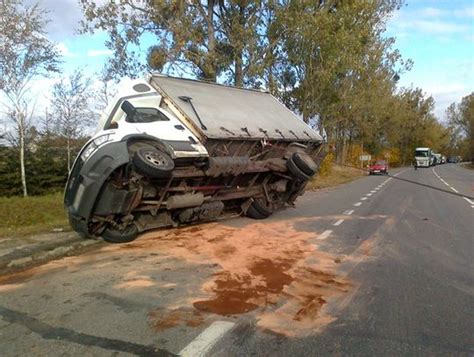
{"left": 150, "top": 75, "right": 323, "bottom": 142}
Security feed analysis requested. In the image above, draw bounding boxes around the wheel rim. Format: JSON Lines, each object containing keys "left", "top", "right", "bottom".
{"left": 144, "top": 151, "right": 167, "bottom": 168}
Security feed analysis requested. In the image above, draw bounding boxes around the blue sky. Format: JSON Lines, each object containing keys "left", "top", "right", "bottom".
{"left": 30, "top": 0, "right": 474, "bottom": 121}
{"left": 385, "top": 0, "right": 474, "bottom": 120}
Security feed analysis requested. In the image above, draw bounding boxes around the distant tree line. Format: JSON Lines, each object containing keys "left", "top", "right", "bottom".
{"left": 0, "top": 0, "right": 471, "bottom": 197}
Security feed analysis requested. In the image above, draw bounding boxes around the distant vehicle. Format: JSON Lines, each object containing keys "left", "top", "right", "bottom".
{"left": 441, "top": 155, "right": 446, "bottom": 164}
{"left": 433, "top": 153, "right": 442, "bottom": 165}
{"left": 448, "top": 156, "right": 462, "bottom": 163}
{"left": 368, "top": 160, "right": 389, "bottom": 175}
{"left": 414, "top": 147, "right": 432, "bottom": 167}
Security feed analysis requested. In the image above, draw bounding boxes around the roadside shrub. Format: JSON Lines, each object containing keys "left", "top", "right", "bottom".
{"left": 318, "top": 152, "right": 334, "bottom": 177}
{"left": 381, "top": 148, "right": 401, "bottom": 167}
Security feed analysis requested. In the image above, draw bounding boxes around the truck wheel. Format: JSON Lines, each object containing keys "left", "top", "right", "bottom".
{"left": 246, "top": 199, "right": 273, "bottom": 219}
{"left": 102, "top": 223, "right": 138, "bottom": 243}
{"left": 286, "top": 155, "right": 311, "bottom": 181}
{"left": 291, "top": 152, "right": 318, "bottom": 176}
{"left": 133, "top": 147, "right": 174, "bottom": 178}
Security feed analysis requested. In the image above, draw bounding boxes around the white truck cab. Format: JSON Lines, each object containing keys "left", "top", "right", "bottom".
{"left": 415, "top": 147, "right": 432, "bottom": 167}
{"left": 88, "top": 79, "right": 208, "bottom": 160}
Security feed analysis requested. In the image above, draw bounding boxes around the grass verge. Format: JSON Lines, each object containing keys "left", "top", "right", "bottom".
{"left": 308, "top": 164, "right": 366, "bottom": 190}
{"left": 461, "top": 162, "right": 474, "bottom": 170}
{"left": 0, "top": 192, "right": 69, "bottom": 238}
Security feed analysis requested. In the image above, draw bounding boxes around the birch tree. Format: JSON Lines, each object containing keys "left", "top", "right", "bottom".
{"left": 50, "top": 70, "right": 94, "bottom": 171}
{"left": 0, "top": 0, "right": 60, "bottom": 196}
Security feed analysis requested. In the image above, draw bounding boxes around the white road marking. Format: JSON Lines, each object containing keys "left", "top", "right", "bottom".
{"left": 432, "top": 167, "right": 471, "bottom": 208}
{"left": 333, "top": 219, "right": 344, "bottom": 226}
{"left": 344, "top": 209, "right": 354, "bottom": 215}
{"left": 370, "top": 190, "right": 376, "bottom": 193}
{"left": 463, "top": 197, "right": 474, "bottom": 205}
{"left": 317, "top": 230, "right": 333, "bottom": 240}
{"left": 367, "top": 193, "right": 373, "bottom": 196}
{"left": 179, "top": 321, "right": 235, "bottom": 357}
{"left": 361, "top": 197, "right": 368, "bottom": 200}
{"left": 354, "top": 202, "right": 362, "bottom": 206}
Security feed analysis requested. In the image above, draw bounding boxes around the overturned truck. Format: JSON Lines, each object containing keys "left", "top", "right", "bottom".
{"left": 64, "top": 75, "right": 325, "bottom": 243}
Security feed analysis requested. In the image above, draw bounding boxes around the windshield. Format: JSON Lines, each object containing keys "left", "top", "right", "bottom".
{"left": 415, "top": 150, "right": 429, "bottom": 157}
{"left": 375, "top": 160, "right": 386, "bottom": 165}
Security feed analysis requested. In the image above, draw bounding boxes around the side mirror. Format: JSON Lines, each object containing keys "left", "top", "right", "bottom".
{"left": 121, "top": 100, "right": 136, "bottom": 116}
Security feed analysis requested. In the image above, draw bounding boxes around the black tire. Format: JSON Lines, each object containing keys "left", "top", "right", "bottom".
{"left": 133, "top": 147, "right": 174, "bottom": 178}
{"left": 102, "top": 223, "right": 138, "bottom": 243}
{"left": 292, "top": 152, "right": 318, "bottom": 176}
{"left": 286, "top": 155, "right": 311, "bottom": 181}
{"left": 252, "top": 198, "right": 273, "bottom": 217}
{"left": 246, "top": 198, "right": 273, "bottom": 219}
{"left": 246, "top": 204, "right": 267, "bottom": 219}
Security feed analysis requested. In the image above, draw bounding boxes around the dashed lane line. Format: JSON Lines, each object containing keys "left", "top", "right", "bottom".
{"left": 463, "top": 197, "right": 474, "bottom": 205}
{"left": 179, "top": 321, "right": 235, "bottom": 357}
{"left": 361, "top": 197, "right": 368, "bottom": 201}
{"left": 354, "top": 202, "right": 362, "bottom": 206}
{"left": 367, "top": 193, "right": 373, "bottom": 196}
{"left": 344, "top": 209, "right": 354, "bottom": 215}
{"left": 432, "top": 167, "right": 472, "bottom": 208}
{"left": 333, "top": 219, "right": 344, "bottom": 226}
{"left": 317, "top": 230, "right": 333, "bottom": 240}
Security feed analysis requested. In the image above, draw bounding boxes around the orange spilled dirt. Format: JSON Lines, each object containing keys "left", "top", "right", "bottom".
{"left": 148, "top": 308, "right": 204, "bottom": 331}
{"left": 131, "top": 218, "right": 355, "bottom": 336}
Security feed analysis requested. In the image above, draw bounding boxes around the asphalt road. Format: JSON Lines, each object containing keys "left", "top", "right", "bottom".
{"left": 0, "top": 164, "right": 473, "bottom": 356}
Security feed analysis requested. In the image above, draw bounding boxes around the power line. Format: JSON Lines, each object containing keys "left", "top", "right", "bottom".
{"left": 331, "top": 161, "right": 474, "bottom": 201}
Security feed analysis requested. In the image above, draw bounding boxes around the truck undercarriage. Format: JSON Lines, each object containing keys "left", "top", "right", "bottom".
{"left": 84, "top": 138, "right": 324, "bottom": 243}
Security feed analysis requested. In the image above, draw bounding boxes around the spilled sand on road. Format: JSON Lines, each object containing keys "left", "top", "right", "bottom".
{"left": 130, "top": 218, "right": 353, "bottom": 336}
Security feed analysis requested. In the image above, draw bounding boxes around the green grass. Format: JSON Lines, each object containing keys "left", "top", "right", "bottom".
{"left": 308, "top": 164, "right": 366, "bottom": 190}
{"left": 0, "top": 192, "right": 69, "bottom": 238}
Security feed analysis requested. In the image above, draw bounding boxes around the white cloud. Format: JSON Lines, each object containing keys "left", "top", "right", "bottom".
{"left": 87, "top": 49, "right": 114, "bottom": 57}
{"left": 422, "top": 83, "right": 471, "bottom": 120}
{"left": 26, "top": 0, "right": 83, "bottom": 41}
{"left": 388, "top": 6, "right": 472, "bottom": 38}
{"left": 415, "top": 19, "right": 468, "bottom": 34}
{"left": 453, "top": 6, "right": 474, "bottom": 18}
{"left": 56, "top": 42, "right": 76, "bottom": 58}
{"left": 420, "top": 7, "right": 444, "bottom": 17}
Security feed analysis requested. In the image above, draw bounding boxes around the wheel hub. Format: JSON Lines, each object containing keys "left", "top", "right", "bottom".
{"left": 145, "top": 151, "right": 167, "bottom": 167}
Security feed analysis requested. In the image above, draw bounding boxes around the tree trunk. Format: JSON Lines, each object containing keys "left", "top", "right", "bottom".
{"left": 234, "top": 5, "right": 245, "bottom": 87}
{"left": 67, "top": 138, "right": 71, "bottom": 172}
{"left": 19, "top": 114, "right": 28, "bottom": 197}
{"left": 235, "top": 50, "right": 243, "bottom": 87}
{"left": 206, "top": 0, "right": 217, "bottom": 82}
